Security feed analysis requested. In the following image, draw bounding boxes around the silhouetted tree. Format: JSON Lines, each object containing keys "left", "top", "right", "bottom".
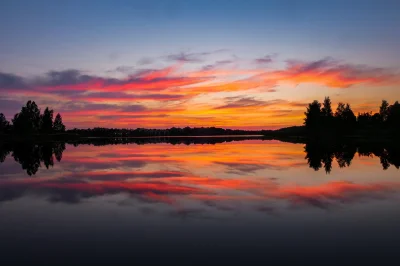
{"left": 334, "top": 102, "right": 345, "bottom": 131}
{"left": 320, "top": 97, "right": 334, "bottom": 130}
{"left": 304, "top": 141, "right": 335, "bottom": 173}
{"left": 0, "top": 143, "right": 11, "bottom": 163}
{"left": 53, "top": 113, "right": 66, "bottom": 132}
{"left": 379, "top": 149, "right": 390, "bottom": 170}
{"left": 5, "top": 142, "right": 65, "bottom": 175}
{"left": 40, "top": 107, "right": 54, "bottom": 133}
{"left": 304, "top": 100, "right": 321, "bottom": 130}
{"left": 12, "top": 101, "right": 41, "bottom": 134}
{"left": 334, "top": 103, "right": 356, "bottom": 131}
{"left": 386, "top": 145, "right": 400, "bottom": 169}
{"left": 322, "top": 152, "right": 334, "bottom": 174}
{"left": 357, "top": 112, "right": 372, "bottom": 127}
{"left": 379, "top": 100, "right": 390, "bottom": 123}
{"left": 344, "top": 104, "right": 356, "bottom": 125}
{"left": 372, "top": 113, "right": 381, "bottom": 122}
{"left": 53, "top": 142, "right": 66, "bottom": 162}
{"left": 40, "top": 143, "right": 54, "bottom": 169}
{"left": 0, "top": 113, "right": 10, "bottom": 133}
{"left": 334, "top": 102, "right": 346, "bottom": 119}
{"left": 357, "top": 111, "right": 381, "bottom": 130}
{"left": 387, "top": 101, "right": 400, "bottom": 130}
{"left": 334, "top": 144, "right": 356, "bottom": 168}
{"left": 304, "top": 142, "right": 323, "bottom": 171}
{"left": 321, "top": 97, "right": 333, "bottom": 117}
{"left": 12, "top": 144, "right": 42, "bottom": 176}
{"left": 302, "top": 97, "right": 400, "bottom": 136}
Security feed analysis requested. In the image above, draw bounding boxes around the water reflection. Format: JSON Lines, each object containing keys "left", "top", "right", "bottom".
{"left": 0, "top": 138, "right": 399, "bottom": 208}
{"left": 304, "top": 140, "right": 400, "bottom": 173}
{"left": 0, "top": 142, "right": 65, "bottom": 175}
{"left": 1, "top": 137, "right": 399, "bottom": 176}
{"left": 1, "top": 138, "right": 400, "bottom": 265}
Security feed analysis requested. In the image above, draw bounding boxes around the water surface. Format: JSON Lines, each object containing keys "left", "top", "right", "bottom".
{"left": 0, "top": 139, "right": 399, "bottom": 265}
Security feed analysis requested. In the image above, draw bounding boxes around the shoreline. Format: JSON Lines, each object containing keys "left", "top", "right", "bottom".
{"left": 1, "top": 133, "right": 398, "bottom": 145}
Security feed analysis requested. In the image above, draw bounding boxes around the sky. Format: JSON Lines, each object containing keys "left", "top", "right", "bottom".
{"left": 1, "top": 0, "right": 400, "bottom": 129}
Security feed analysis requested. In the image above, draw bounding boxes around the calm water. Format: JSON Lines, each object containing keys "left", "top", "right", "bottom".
{"left": 1, "top": 139, "right": 400, "bottom": 265}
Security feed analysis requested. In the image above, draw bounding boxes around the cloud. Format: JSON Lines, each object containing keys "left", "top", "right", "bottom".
{"left": 60, "top": 102, "right": 122, "bottom": 112}
{"left": 97, "top": 153, "right": 168, "bottom": 158}
{"left": 276, "top": 181, "right": 399, "bottom": 209}
{"left": 165, "top": 52, "right": 204, "bottom": 63}
{"left": 72, "top": 91, "right": 187, "bottom": 102}
{"left": 68, "top": 170, "right": 188, "bottom": 181}
{"left": 37, "top": 69, "right": 97, "bottom": 87}
{"left": 214, "top": 97, "right": 285, "bottom": 110}
{"left": 165, "top": 49, "right": 229, "bottom": 63}
{"left": 202, "top": 60, "right": 235, "bottom": 70}
{"left": 137, "top": 57, "right": 154, "bottom": 65}
{"left": 25, "top": 65, "right": 208, "bottom": 94}
{"left": 213, "top": 161, "right": 279, "bottom": 173}
{"left": 98, "top": 114, "right": 168, "bottom": 120}
{"left": 0, "top": 98, "right": 24, "bottom": 112}
{"left": 291, "top": 57, "right": 335, "bottom": 73}
{"left": 1, "top": 170, "right": 400, "bottom": 210}
{"left": 3, "top": 58, "right": 396, "bottom": 96}
{"left": 288, "top": 101, "right": 308, "bottom": 107}
{"left": 260, "top": 57, "right": 399, "bottom": 88}
{"left": 254, "top": 55, "right": 273, "bottom": 64}
{"left": 1, "top": 55, "right": 398, "bottom": 129}
{"left": 56, "top": 102, "right": 152, "bottom": 118}
{"left": 62, "top": 158, "right": 149, "bottom": 170}
{"left": 0, "top": 72, "right": 27, "bottom": 90}
{"left": 209, "top": 49, "right": 230, "bottom": 54}
{"left": 121, "top": 104, "right": 148, "bottom": 112}
{"left": 0, "top": 179, "right": 203, "bottom": 204}
{"left": 3, "top": 57, "right": 397, "bottom": 96}
{"left": 268, "top": 110, "right": 294, "bottom": 117}
{"left": 107, "top": 66, "right": 135, "bottom": 74}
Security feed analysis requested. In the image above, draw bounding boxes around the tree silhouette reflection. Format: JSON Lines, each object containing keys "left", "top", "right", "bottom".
{"left": 304, "top": 140, "right": 400, "bottom": 172}
{"left": 0, "top": 143, "right": 11, "bottom": 163}
{"left": 0, "top": 142, "right": 65, "bottom": 176}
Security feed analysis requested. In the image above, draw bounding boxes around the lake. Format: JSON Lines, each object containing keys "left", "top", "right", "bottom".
{"left": 0, "top": 138, "right": 400, "bottom": 265}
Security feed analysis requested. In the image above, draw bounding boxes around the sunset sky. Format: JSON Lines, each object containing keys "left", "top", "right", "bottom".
{"left": 1, "top": 0, "right": 399, "bottom": 129}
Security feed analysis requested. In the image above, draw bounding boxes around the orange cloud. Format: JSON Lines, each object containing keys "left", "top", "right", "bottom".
{"left": 1, "top": 57, "right": 399, "bottom": 129}
{"left": 255, "top": 58, "right": 399, "bottom": 88}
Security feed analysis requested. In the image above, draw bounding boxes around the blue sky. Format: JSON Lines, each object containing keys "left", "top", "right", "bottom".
{"left": 1, "top": 0, "right": 399, "bottom": 75}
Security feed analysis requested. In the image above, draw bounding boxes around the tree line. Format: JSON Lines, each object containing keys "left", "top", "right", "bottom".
{"left": 0, "top": 101, "right": 65, "bottom": 135}
{"left": 67, "top": 127, "right": 261, "bottom": 138}
{"left": 304, "top": 97, "right": 400, "bottom": 134}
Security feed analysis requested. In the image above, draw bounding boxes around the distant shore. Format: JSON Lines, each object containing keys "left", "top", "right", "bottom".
{"left": 1, "top": 129, "right": 398, "bottom": 145}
